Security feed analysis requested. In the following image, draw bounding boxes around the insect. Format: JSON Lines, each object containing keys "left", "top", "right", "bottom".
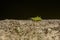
{"left": 31, "top": 16, "right": 42, "bottom": 21}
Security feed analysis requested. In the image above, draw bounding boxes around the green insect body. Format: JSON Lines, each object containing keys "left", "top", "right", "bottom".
{"left": 31, "top": 16, "right": 42, "bottom": 21}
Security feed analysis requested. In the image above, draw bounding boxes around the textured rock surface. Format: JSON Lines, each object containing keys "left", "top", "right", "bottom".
{"left": 0, "top": 19, "right": 60, "bottom": 40}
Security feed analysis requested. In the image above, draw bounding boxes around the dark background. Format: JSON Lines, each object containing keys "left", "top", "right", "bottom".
{"left": 0, "top": 0, "right": 60, "bottom": 20}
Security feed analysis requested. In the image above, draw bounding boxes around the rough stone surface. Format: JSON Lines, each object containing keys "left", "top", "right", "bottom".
{"left": 0, "top": 19, "right": 60, "bottom": 40}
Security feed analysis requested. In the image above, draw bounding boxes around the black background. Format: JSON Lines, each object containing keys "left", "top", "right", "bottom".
{"left": 0, "top": 0, "right": 60, "bottom": 20}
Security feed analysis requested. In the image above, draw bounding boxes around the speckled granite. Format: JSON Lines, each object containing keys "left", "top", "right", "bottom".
{"left": 0, "top": 19, "right": 60, "bottom": 40}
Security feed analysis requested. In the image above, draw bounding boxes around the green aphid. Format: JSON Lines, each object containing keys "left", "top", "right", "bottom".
{"left": 31, "top": 16, "right": 42, "bottom": 21}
